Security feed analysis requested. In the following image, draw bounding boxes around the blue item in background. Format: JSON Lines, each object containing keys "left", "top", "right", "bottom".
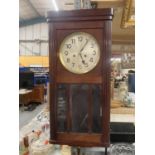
{"left": 19, "top": 67, "right": 30, "bottom": 72}
{"left": 19, "top": 67, "right": 49, "bottom": 90}
{"left": 128, "top": 73, "right": 135, "bottom": 93}
{"left": 34, "top": 74, "right": 49, "bottom": 86}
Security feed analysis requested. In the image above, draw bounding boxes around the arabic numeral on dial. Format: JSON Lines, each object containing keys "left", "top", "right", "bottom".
{"left": 91, "top": 42, "right": 94, "bottom": 48}
{"left": 71, "top": 38, "right": 75, "bottom": 44}
{"left": 85, "top": 63, "right": 88, "bottom": 67}
{"left": 67, "top": 58, "right": 70, "bottom": 63}
{"left": 93, "top": 50, "right": 96, "bottom": 55}
{"left": 78, "top": 36, "right": 83, "bottom": 42}
{"left": 66, "top": 44, "right": 72, "bottom": 49}
{"left": 90, "top": 58, "right": 93, "bottom": 62}
{"left": 78, "top": 65, "right": 82, "bottom": 69}
{"left": 64, "top": 51, "right": 68, "bottom": 55}
{"left": 72, "top": 63, "right": 75, "bottom": 67}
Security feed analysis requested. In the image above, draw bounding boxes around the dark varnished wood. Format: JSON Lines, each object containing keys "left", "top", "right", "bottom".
{"left": 49, "top": 23, "right": 57, "bottom": 140}
{"left": 47, "top": 8, "right": 113, "bottom": 147}
{"left": 101, "top": 21, "right": 112, "bottom": 145}
{"left": 66, "top": 85, "right": 72, "bottom": 132}
{"left": 47, "top": 8, "right": 113, "bottom": 22}
{"left": 56, "top": 76, "right": 102, "bottom": 84}
{"left": 53, "top": 21, "right": 104, "bottom": 30}
{"left": 88, "top": 85, "right": 93, "bottom": 133}
{"left": 50, "top": 133, "right": 109, "bottom": 147}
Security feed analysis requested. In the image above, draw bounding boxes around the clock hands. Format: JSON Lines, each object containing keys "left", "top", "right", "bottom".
{"left": 79, "top": 39, "right": 89, "bottom": 64}
{"left": 79, "top": 53, "right": 86, "bottom": 64}
{"left": 80, "top": 39, "right": 89, "bottom": 53}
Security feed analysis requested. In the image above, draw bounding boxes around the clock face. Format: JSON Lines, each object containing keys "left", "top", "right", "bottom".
{"left": 59, "top": 32, "right": 100, "bottom": 74}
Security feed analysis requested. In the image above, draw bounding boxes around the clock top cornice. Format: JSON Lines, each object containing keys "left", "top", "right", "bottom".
{"left": 46, "top": 8, "right": 113, "bottom": 22}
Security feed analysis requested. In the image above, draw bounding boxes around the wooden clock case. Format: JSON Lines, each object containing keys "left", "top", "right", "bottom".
{"left": 47, "top": 8, "right": 113, "bottom": 147}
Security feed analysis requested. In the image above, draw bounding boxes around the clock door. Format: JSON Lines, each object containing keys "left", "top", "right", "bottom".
{"left": 47, "top": 8, "right": 113, "bottom": 147}
{"left": 56, "top": 83, "right": 103, "bottom": 133}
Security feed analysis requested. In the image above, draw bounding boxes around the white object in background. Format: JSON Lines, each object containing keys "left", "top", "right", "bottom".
{"left": 118, "top": 81, "right": 128, "bottom": 101}
{"left": 128, "top": 92, "right": 135, "bottom": 102}
{"left": 29, "top": 140, "right": 53, "bottom": 155}
{"left": 50, "top": 145, "right": 62, "bottom": 155}
{"left": 123, "top": 92, "right": 135, "bottom": 107}
{"left": 74, "top": 0, "right": 81, "bottom": 9}
{"left": 110, "top": 143, "right": 135, "bottom": 155}
{"left": 29, "top": 64, "right": 43, "bottom": 67}
{"left": 111, "top": 114, "right": 135, "bottom": 123}
{"left": 19, "top": 89, "right": 32, "bottom": 95}
{"left": 52, "top": 0, "right": 59, "bottom": 11}
{"left": 83, "top": 0, "right": 91, "bottom": 9}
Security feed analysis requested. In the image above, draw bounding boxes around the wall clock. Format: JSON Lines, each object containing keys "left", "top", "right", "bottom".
{"left": 47, "top": 8, "right": 113, "bottom": 147}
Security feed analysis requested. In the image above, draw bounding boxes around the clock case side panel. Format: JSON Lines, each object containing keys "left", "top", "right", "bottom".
{"left": 49, "top": 23, "right": 58, "bottom": 141}
{"left": 101, "top": 21, "right": 112, "bottom": 146}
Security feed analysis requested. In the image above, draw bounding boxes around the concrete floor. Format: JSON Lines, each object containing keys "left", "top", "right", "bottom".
{"left": 19, "top": 102, "right": 47, "bottom": 129}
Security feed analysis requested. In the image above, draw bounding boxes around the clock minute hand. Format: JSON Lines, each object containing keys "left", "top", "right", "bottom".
{"left": 80, "top": 39, "right": 89, "bottom": 53}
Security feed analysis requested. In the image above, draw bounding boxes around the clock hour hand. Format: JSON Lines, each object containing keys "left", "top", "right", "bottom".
{"left": 79, "top": 53, "right": 85, "bottom": 64}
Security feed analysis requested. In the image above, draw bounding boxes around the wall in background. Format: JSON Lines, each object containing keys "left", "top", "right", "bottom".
{"left": 19, "top": 23, "right": 48, "bottom": 56}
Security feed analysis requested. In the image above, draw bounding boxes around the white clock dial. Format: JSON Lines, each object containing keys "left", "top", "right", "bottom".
{"left": 59, "top": 32, "right": 100, "bottom": 74}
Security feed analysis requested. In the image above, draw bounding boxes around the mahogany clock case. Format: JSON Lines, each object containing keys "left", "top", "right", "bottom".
{"left": 47, "top": 8, "right": 113, "bottom": 147}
